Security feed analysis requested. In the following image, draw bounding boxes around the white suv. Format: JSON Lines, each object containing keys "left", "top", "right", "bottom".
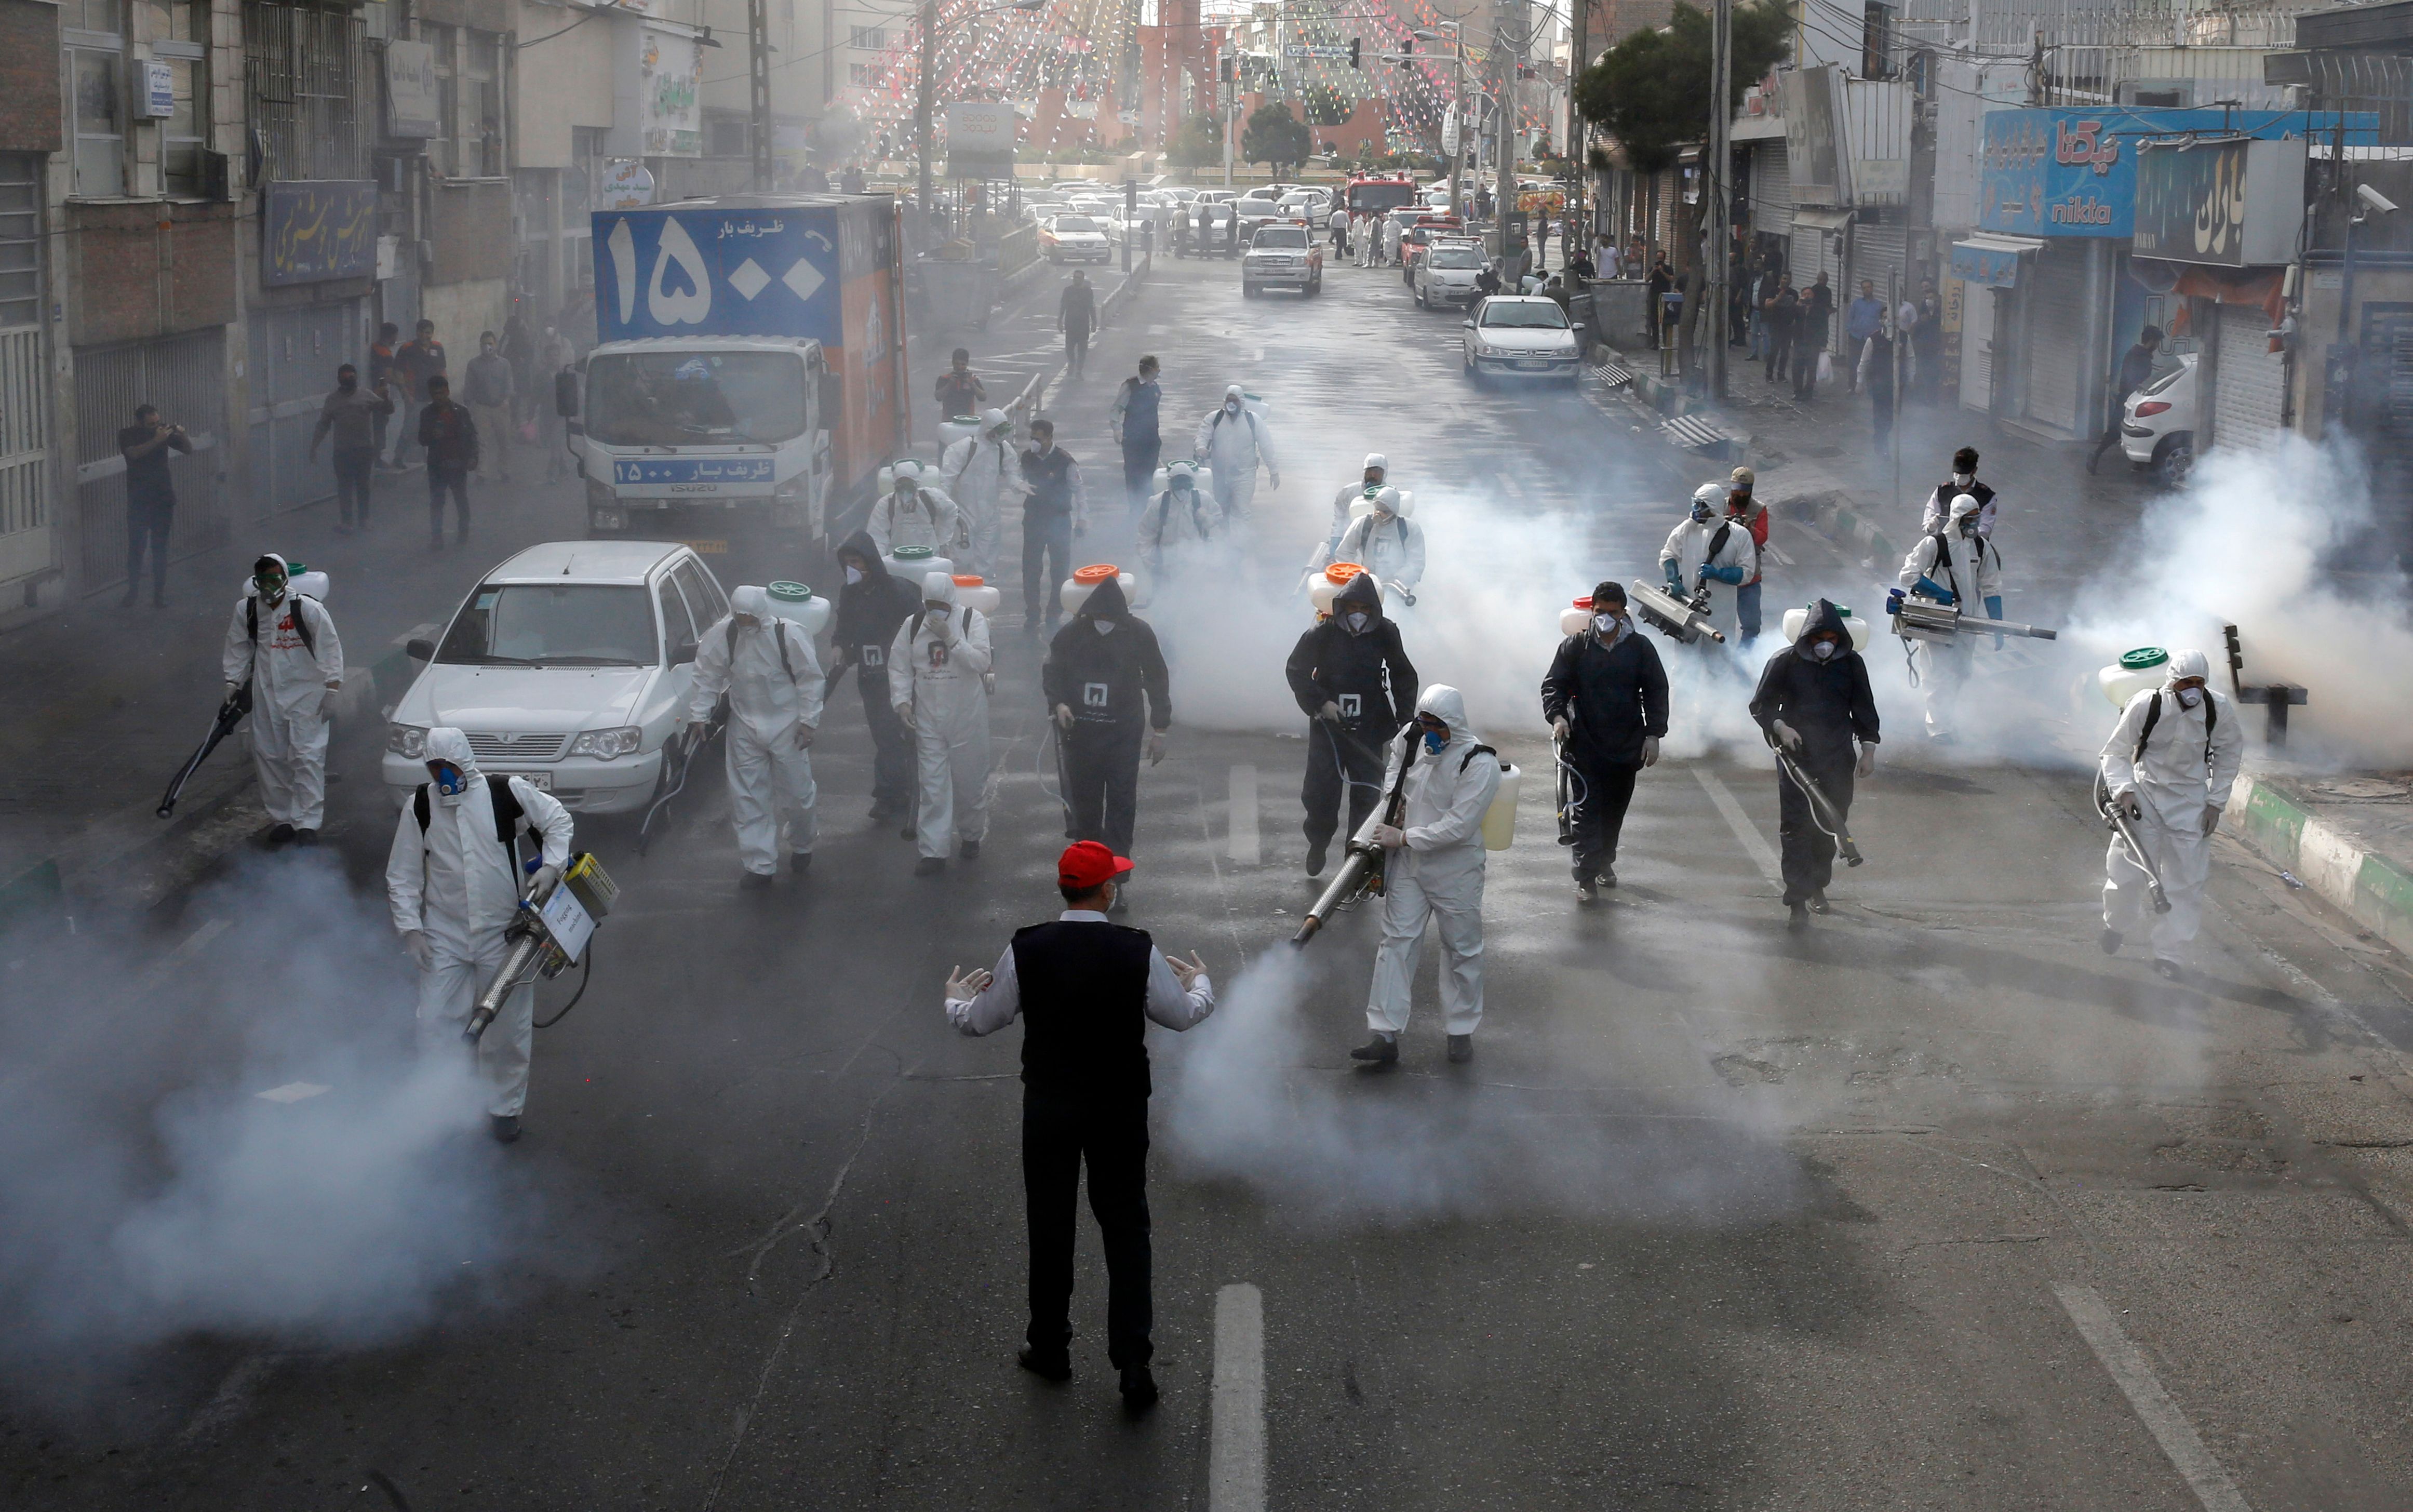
{"left": 384, "top": 541, "right": 732, "bottom": 815}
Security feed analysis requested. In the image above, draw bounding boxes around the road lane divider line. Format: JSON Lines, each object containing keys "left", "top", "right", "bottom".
{"left": 1210, "top": 1282, "right": 1266, "bottom": 1512}
{"left": 2050, "top": 1283, "right": 2252, "bottom": 1512}
{"left": 1693, "top": 768, "right": 1782, "bottom": 888}
{"left": 1228, "top": 765, "right": 1260, "bottom": 865}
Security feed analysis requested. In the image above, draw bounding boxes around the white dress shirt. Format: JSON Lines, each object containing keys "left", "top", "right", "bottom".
{"left": 945, "top": 911, "right": 1215, "bottom": 1036}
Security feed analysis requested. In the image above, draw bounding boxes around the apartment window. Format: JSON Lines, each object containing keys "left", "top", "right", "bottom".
{"left": 1861, "top": 1, "right": 1894, "bottom": 79}
{"left": 849, "top": 24, "right": 884, "bottom": 49}
{"left": 248, "top": 2, "right": 369, "bottom": 181}
{"left": 0, "top": 158, "right": 39, "bottom": 328}
{"left": 142, "top": 0, "right": 206, "bottom": 44}
{"left": 849, "top": 61, "right": 874, "bottom": 86}
{"left": 68, "top": 46, "right": 126, "bottom": 197}
{"left": 463, "top": 29, "right": 501, "bottom": 177}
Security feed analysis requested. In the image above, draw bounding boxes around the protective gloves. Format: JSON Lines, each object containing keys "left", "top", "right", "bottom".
{"left": 796, "top": 724, "right": 818, "bottom": 750}
{"left": 1320, "top": 700, "right": 1344, "bottom": 724}
{"left": 1663, "top": 563, "right": 1684, "bottom": 593}
{"left": 401, "top": 929, "right": 432, "bottom": 971}
{"left": 1053, "top": 703, "right": 1075, "bottom": 731}
{"left": 1369, "top": 822, "right": 1406, "bottom": 849}
{"left": 896, "top": 703, "right": 918, "bottom": 732}
{"left": 529, "top": 863, "right": 564, "bottom": 903}
{"left": 1885, "top": 587, "right": 1905, "bottom": 615}
{"left": 1771, "top": 719, "right": 1803, "bottom": 752}
{"left": 1146, "top": 731, "right": 1166, "bottom": 766}
{"left": 2115, "top": 790, "right": 2143, "bottom": 821}
{"left": 1641, "top": 735, "right": 1660, "bottom": 767}
{"left": 1856, "top": 743, "right": 1876, "bottom": 779}
{"left": 1550, "top": 716, "right": 1572, "bottom": 742}
{"left": 2202, "top": 803, "right": 2222, "bottom": 836}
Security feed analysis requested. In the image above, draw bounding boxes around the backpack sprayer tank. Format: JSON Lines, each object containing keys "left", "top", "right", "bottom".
{"left": 465, "top": 851, "right": 618, "bottom": 1043}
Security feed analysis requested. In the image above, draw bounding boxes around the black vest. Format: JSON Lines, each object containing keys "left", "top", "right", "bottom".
{"left": 1021, "top": 447, "right": 1077, "bottom": 519}
{"left": 1009, "top": 919, "right": 1156, "bottom": 1100}
{"left": 1935, "top": 478, "right": 1994, "bottom": 515}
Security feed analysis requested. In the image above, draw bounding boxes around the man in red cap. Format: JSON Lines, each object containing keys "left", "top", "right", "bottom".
{"left": 943, "top": 840, "right": 1214, "bottom": 1412}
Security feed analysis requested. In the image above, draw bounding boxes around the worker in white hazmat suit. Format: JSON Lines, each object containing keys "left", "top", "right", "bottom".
{"left": 1317, "top": 453, "right": 1386, "bottom": 568}
{"left": 1136, "top": 460, "right": 1224, "bottom": 583}
{"left": 1353, "top": 685, "right": 1503, "bottom": 1067}
{"left": 1889, "top": 491, "right": 2003, "bottom": 741}
{"left": 889, "top": 570, "right": 993, "bottom": 875}
{"left": 221, "top": 552, "right": 344, "bottom": 844}
{"left": 386, "top": 726, "right": 574, "bottom": 1142}
{"left": 1335, "top": 486, "right": 1426, "bottom": 598}
{"left": 684, "top": 584, "right": 824, "bottom": 887}
{"left": 1658, "top": 485, "right": 1758, "bottom": 623}
{"left": 867, "top": 459, "right": 964, "bottom": 559}
{"left": 941, "top": 407, "right": 1015, "bottom": 578}
{"left": 1192, "top": 384, "right": 1279, "bottom": 524}
{"left": 2097, "top": 649, "right": 2242, "bottom": 980}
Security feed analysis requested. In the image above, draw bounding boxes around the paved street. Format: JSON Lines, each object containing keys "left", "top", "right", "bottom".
{"left": 6, "top": 249, "right": 2413, "bottom": 1511}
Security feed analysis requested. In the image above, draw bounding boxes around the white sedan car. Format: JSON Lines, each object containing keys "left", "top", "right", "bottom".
{"left": 1415, "top": 242, "right": 1486, "bottom": 308}
{"left": 2118, "top": 351, "right": 2198, "bottom": 486}
{"left": 1462, "top": 295, "right": 1584, "bottom": 383}
{"left": 384, "top": 541, "right": 731, "bottom": 815}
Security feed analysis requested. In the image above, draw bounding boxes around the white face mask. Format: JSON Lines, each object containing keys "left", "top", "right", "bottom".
{"left": 1592, "top": 613, "right": 1620, "bottom": 636}
{"left": 1811, "top": 639, "right": 1838, "bottom": 661}
{"left": 843, "top": 565, "right": 863, "bottom": 585}
{"left": 2175, "top": 686, "right": 2203, "bottom": 710}
{"left": 1093, "top": 619, "right": 1116, "bottom": 635}
{"left": 1345, "top": 611, "right": 1370, "bottom": 632}
{"left": 1952, "top": 472, "right": 1973, "bottom": 487}
{"left": 926, "top": 606, "right": 949, "bottom": 624}
{"left": 1028, "top": 441, "right": 1046, "bottom": 454}
{"left": 1225, "top": 400, "right": 1241, "bottom": 414}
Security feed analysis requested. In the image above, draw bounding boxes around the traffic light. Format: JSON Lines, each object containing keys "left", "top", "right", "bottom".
{"left": 1348, "top": 37, "right": 1361, "bottom": 68}
{"left": 1219, "top": 55, "right": 1234, "bottom": 83}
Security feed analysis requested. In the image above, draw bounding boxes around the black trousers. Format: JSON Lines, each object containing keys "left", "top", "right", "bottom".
{"left": 333, "top": 446, "right": 377, "bottom": 526}
{"left": 1064, "top": 328, "right": 1091, "bottom": 378}
{"left": 427, "top": 465, "right": 471, "bottom": 541}
{"left": 1121, "top": 438, "right": 1160, "bottom": 514}
{"left": 1301, "top": 718, "right": 1389, "bottom": 849}
{"left": 1777, "top": 741, "right": 1857, "bottom": 905}
{"left": 1022, "top": 1092, "right": 1152, "bottom": 1368}
{"left": 124, "top": 497, "right": 171, "bottom": 598}
{"left": 1564, "top": 752, "right": 1640, "bottom": 880}
{"left": 1063, "top": 719, "right": 1143, "bottom": 857}
{"left": 855, "top": 660, "right": 915, "bottom": 808}
{"left": 1023, "top": 512, "right": 1074, "bottom": 631}
{"left": 1766, "top": 329, "right": 1795, "bottom": 383}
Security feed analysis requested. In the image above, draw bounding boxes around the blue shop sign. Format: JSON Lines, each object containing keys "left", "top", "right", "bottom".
{"left": 1950, "top": 239, "right": 2027, "bottom": 288}
{"left": 1978, "top": 107, "right": 2375, "bottom": 239}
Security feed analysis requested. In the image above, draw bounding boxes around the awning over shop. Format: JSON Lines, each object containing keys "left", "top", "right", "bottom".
{"left": 1951, "top": 233, "right": 2044, "bottom": 288}
{"left": 1792, "top": 206, "right": 1852, "bottom": 232}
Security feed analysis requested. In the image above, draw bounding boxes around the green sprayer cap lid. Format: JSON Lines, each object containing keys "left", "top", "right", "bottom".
{"left": 892, "top": 545, "right": 935, "bottom": 561}
{"left": 768, "top": 581, "right": 813, "bottom": 603}
{"left": 2119, "top": 647, "right": 2169, "bottom": 670}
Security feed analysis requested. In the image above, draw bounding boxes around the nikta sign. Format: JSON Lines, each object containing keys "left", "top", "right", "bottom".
{"left": 1978, "top": 107, "right": 2373, "bottom": 240}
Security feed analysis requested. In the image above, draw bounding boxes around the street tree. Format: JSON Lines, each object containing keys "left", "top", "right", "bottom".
{"left": 1240, "top": 101, "right": 1313, "bottom": 177}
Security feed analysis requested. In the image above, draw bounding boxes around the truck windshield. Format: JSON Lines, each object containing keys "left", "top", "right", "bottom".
{"left": 1349, "top": 182, "right": 1417, "bottom": 215}
{"left": 1254, "top": 228, "right": 1309, "bottom": 249}
{"left": 584, "top": 351, "right": 809, "bottom": 447}
{"left": 438, "top": 583, "right": 660, "bottom": 667}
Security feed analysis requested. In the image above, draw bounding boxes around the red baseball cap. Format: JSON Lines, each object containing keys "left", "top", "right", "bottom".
{"left": 1058, "top": 840, "right": 1134, "bottom": 891}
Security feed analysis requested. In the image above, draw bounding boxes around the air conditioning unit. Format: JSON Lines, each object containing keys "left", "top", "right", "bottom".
{"left": 2117, "top": 79, "right": 2194, "bottom": 108}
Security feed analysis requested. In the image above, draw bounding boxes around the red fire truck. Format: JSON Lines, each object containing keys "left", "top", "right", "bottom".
{"left": 1344, "top": 172, "right": 1422, "bottom": 218}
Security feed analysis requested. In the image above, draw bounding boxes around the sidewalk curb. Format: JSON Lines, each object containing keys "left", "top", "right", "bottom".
{"left": 2224, "top": 771, "right": 2413, "bottom": 959}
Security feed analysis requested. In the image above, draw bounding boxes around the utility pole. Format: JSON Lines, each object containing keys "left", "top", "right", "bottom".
{"left": 917, "top": 0, "right": 937, "bottom": 212}
{"left": 1495, "top": 0, "right": 1519, "bottom": 271}
{"left": 748, "top": 0, "right": 774, "bottom": 191}
{"left": 1707, "top": 0, "right": 1730, "bottom": 397}
{"left": 1222, "top": 44, "right": 1235, "bottom": 188}
{"left": 1567, "top": 0, "right": 1586, "bottom": 236}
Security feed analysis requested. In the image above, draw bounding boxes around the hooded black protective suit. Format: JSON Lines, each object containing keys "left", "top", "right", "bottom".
{"left": 834, "top": 529, "right": 922, "bottom": 814}
{"left": 1041, "top": 577, "right": 1170, "bottom": 858}
{"left": 1748, "top": 599, "right": 1881, "bottom": 904}
{"left": 1283, "top": 572, "right": 1417, "bottom": 856}
{"left": 1540, "top": 607, "right": 1667, "bottom": 882}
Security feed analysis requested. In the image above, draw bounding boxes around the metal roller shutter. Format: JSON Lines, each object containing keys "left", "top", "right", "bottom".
{"left": 2023, "top": 244, "right": 2090, "bottom": 434}
{"left": 247, "top": 299, "right": 367, "bottom": 518}
{"left": 74, "top": 330, "right": 231, "bottom": 591}
{"left": 1751, "top": 143, "right": 1792, "bottom": 237}
{"left": 2211, "top": 302, "right": 2285, "bottom": 450}
{"left": 1849, "top": 216, "right": 1908, "bottom": 303}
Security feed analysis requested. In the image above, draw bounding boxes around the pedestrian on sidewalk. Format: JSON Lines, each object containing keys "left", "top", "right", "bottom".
{"left": 935, "top": 347, "right": 986, "bottom": 422}
{"left": 1859, "top": 309, "right": 1900, "bottom": 453}
{"left": 1110, "top": 355, "right": 1163, "bottom": 517}
{"left": 1912, "top": 280, "right": 1945, "bottom": 405}
{"left": 1058, "top": 271, "right": 1097, "bottom": 381}
{"left": 1845, "top": 280, "right": 1885, "bottom": 395}
{"left": 942, "top": 839, "right": 1215, "bottom": 1412}
{"left": 1544, "top": 581, "right": 1667, "bottom": 901}
{"left": 418, "top": 376, "right": 478, "bottom": 548}
{"left": 1752, "top": 259, "right": 1781, "bottom": 360}
{"left": 546, "top": 353, "right": 579, "bottom": 484}
{"left": 368, "top": 323, "right": 402, "bottom": 469}
{"left": 1645, "top": 255, "right": 1673, "bottom": 344}
{"left": 500, "top": 309, "right": 539, "bottom": 435}
{"left": 310, "top": 363, "right": 394, "bottom": 533}
{"left": 117, "top": 405, "right": 191, "bottom": 607}
{"left": 223, "top": 552, "right": 344, "bottom": 845}
{"left": 1795, "top": 272, "right": 1834, "bottom": 400}
{"left": 392, "top": 320, "right": 446, "bottom": 468}
{"left": 463, "top": 332, "right": 516, "bottom": 483}
{"left": 2089, "top": 325, "right": 2163, "bottom": 473}
{"left": 1765, "top": 277, "right": 1799, "bottom": 386}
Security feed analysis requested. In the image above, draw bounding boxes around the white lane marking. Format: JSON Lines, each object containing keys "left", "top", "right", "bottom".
{"left": 1763, "top": 543, "right": 1794, "bottom": 568}
{"left": 2051, "top": 1283, "right": 2252, "bottom": 1512}
{"left": 1693, "top": 767, "right": 1782, "bottom": 887}
{"left": 254, "top": 1081, "right": 330, "bottom": 1103}
{"left": 1228, "top": 765, "right": 1260, "bottom": 865}
{"left": 1210, "top": 1282, "right": 1267, "bottom": 1512}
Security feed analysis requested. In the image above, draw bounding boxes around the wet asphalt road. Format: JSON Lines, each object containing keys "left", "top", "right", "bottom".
{"left": 9, "top": 250, "right": 2413, "bottom": 1511}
